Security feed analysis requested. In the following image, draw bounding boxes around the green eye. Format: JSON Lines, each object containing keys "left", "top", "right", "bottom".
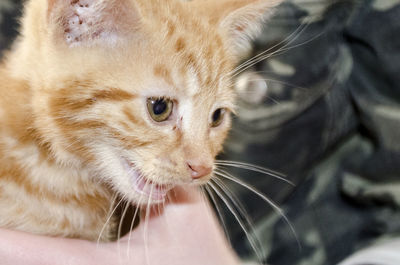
{"left": 147, "top": 97, "right": 173, "bottom": 122}
{"left": 211, "top": 108, "right": 226, "bottom": 127}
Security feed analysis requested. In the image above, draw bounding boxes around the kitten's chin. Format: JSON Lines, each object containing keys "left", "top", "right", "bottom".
{"left": 121, "top": 158, "right": 173, "bottom": 204}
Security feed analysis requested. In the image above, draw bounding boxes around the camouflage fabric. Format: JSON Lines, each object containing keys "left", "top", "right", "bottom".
{"left": 218, "top": 0, "right": 400, "bottom": 264}
{"left": 1, "top": 1, "right": 400, "bottom": 265}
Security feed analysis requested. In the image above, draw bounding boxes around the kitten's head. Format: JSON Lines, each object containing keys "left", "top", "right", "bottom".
{"left": 14, "top": 0, "right": 282, "bottom": 204}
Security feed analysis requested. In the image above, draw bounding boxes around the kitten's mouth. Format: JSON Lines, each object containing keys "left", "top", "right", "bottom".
{"left": 122, "top": 158, "right": 173, "bottom": 203}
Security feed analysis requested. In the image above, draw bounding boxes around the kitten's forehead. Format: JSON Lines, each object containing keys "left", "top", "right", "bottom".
{"left": 150, "top": 59, "right": 233, "bottom": 103}
{"left": 143, "top": 2, "right": 235, "bottom": 94}
{"left": 149, "top": 32, "right": 234, "bottom": 99}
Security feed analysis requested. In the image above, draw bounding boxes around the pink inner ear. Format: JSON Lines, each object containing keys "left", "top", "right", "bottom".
{"left": 49, "top": 0, "right": 138, "bottom": 47}
{"left": 47, "top": 0, "right": 142, "bottom": 47}
{"left": 63, "top": 0, "right": 105, "bottom": 45}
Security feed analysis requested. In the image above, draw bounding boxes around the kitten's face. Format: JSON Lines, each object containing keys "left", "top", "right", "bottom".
{"left": 47, "top": 39, "right": 235, "bottom": 204}
{"left": 22, "top": 0, "right": 282, "bottom": 204}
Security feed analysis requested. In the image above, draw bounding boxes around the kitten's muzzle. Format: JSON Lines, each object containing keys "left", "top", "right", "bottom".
{"left": 122, "top": 158, "right": 173, "bottom": 202}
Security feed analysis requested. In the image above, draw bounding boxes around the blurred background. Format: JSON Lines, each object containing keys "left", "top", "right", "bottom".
{"left": 1, "top": 0, "right": 400, "bottom": 264}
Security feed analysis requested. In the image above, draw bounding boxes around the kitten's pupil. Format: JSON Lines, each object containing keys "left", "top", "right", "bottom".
{"left": 153, "top": 99, "right": 167, "bottom": 115}
{"left": 211, "top": 108, "right": 226, "bottom": 127}
{"left": 147, "top": 97, "right": 173, "bottom": 122}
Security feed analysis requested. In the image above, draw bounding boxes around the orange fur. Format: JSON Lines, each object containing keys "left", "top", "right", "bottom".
{"left": 0, "top": 0, "right": 282, "bottom": 240}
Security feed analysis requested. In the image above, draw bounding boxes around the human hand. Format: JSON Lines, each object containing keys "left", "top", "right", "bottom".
{"left": 0, "top": 186, "right": 240, "bottom": 265}
{"left": 114, "top": 186, "right": 240, "bottom": 265}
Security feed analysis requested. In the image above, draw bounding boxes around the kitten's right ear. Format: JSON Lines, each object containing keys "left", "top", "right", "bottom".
{"left": 47, "top": 0, "right": 142, "bottom": 47}
{"left": 192, "top": 0, "right": 283, "bottom": 59}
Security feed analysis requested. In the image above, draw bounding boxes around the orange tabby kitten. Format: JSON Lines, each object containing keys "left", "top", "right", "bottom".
{"left": 0, "top": 0, "right": 282, "bottom": 241}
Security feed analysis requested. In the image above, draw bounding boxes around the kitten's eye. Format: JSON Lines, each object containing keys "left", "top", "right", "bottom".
{"left": 211, "top": 108, "right": 226, "bottom": 127}
{"left": 147, "top": 97, "right": 173, "bottom": 122}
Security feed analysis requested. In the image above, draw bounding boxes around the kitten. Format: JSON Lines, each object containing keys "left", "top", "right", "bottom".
{"left": 0, "top": 0, "right": 282, "bottom": 241}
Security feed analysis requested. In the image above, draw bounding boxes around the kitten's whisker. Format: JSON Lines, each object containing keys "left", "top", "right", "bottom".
{"left": 230, "top": 22, "right": 310, "bottom": 76}
{"left": 215, "top": 160, "right": 285, "bottom": 177}
{"left": 233, "top": 23, "right": 311, "bottom": 75}
{"left": 125, "top": 168, "right": 148, "bottom": 259}
{"left": 233, "top": 23, "right": 326, "bottom": 78}
{"left": 143, "top": 182, "right": 153, "bottom": 265}
{"left": 239, "top": 77, "right": 308, "bottom": 92}
{"left": 208, "top": 181, "right": 265, "bottom": 262}
{"left": 211, "top": 178, "right": 267, "bottom": 260}
{"left": 204, "top": 185, "right": 232, "bottom": 244}
{"left": 106, "top": 192, "right": 119, "bottom": 223}
{"left": 233, "top": 28, "right": 325, "bottom": 77}
{"left": 97, "top": 195, "right": 124, "bottom": 246}
{"left": 215, "top": 160, "right": 293, "bottom": 186}
{"left": 116, "top": 200, "right": 130, "bottom": 259}
{"left": 214, "top": 170, "right": 301, "bottom": 251}
{"left": 230, "top": 23, "right": 306, "bottom": 75}
{"left": 126, "top": 193, "right": 144, "bottom": 259}
{"left": 212, "top": 177, "right": 257, "bottom": 233}
{"left": 244, "top": 71, "right": 301, "bottom": 84}
{"left": 235, "top": 77, "right": 301, "bottom": 105}
{"left": 266, "top": 95, "right": 282, "bottom": 105}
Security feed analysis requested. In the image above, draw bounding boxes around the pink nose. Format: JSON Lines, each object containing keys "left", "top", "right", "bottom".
{"left": 188, "top": 163, "right": 212, "bottom": 179}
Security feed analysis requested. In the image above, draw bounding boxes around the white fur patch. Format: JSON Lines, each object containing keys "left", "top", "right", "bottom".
{"left": 179, "top": 99, "right": 194, "bottom": 132}
{"left": 186, "top": 67, "right": 201, "bottom": 96}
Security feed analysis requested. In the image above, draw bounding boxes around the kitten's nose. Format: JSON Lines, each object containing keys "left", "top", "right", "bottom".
{"left": 187, "top": 163, "right": 212, "bottom": 179}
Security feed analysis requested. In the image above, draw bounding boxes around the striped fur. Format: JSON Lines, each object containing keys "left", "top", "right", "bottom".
{"left": 0, "top": 0, "right": 282, "bottom": 240}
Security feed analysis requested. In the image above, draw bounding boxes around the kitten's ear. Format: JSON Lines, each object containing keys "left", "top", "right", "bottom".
{"left": 193, "top": 0, "right": 283, "bottom": 59}
{"left": 47, "top": 0, "right": 141, "bottom": 47}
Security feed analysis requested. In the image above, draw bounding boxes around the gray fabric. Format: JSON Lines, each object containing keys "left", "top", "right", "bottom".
{"left": 338, "top": 239, "right": 400, "bottom": 265}
{"left": 0, "top": 0, "right": 20, "bottom": 54}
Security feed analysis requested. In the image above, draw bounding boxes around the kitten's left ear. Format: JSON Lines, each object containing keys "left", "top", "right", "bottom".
{"left": 193, "top": 0, "right": 283, "bottom": 59}
{"left": 47, "top": 0, "right": 142, "bottom": 47}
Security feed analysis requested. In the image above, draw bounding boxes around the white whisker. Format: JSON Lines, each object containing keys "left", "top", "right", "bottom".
{"left": 233, "top": 28, "right": 325, "bottom": 77}
{"left": 212, "top": 178, "right": 267, "bottom": 260}
{"left": 212, "top": 177, "right": 257, "bottom": 229}
{"left": 213, "top": 170, "right": 301, "bottom": 251}
{"left": 116, "top": 200, "right": 130, "bottom": 260}
{"left": 230, "top": 22, "right": 310, "bottom": 76}
{"left": 97, "top": 194, "right": 124, "bottom": 246}
{"left": 208, "top": 181, "right": 265, "bottom": 262}
{"left": 126, "top": 194, "right": 144, "bottom": 259}
{"left": 240, "top": 76, "right": 309, "bottom": 92}
{"left": 143, "top": 182, "right": 153, "bottom": 265}
{"left": 215, "top": 160, "right": 294, "bottom": 186}
{"left": 161, "top": 192, "right": 175, "bottom": 240}
{"left": 204, "top": 185, "right": 232, "bottom": 244}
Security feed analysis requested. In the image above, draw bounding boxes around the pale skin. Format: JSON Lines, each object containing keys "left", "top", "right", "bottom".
{"left": 0, "top": 187, "right": 240, "bottom": 265}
